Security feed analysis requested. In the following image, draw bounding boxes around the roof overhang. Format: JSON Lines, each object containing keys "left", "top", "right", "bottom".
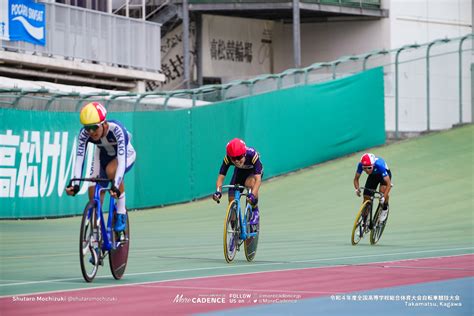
{"left": 188, "top": 1, "right": 388, "bottom": 22}
{"left": 0, "top": 50, "right": 165, "bottom": 90}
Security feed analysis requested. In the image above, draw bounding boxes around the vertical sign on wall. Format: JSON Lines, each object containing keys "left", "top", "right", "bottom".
{"left": 8, "top": 0, "right": 46, "bottom": 46}
{"left": 147, "top": 23, "right": 196, "bottom": 91}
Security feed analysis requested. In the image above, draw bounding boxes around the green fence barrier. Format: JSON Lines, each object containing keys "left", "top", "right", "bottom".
{"left": 242, "top": 67, "right": 385, "bottom": 176}
{"left": 0, "top": 67, "right": 384, "bottom": 218}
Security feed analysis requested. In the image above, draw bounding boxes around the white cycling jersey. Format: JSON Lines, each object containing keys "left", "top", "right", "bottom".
{"left": 73, "top": 120, "right": 136, "bottom": 187}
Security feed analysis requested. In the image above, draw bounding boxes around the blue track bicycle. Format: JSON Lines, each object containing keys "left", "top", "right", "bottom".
{"left": 69, "top": 177, "right": 130, "bottom": 282}
{"left": 219, "top": 184, "right": 259, "bottom": 263}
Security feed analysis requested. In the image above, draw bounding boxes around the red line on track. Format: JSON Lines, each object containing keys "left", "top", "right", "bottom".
{"left": 2, "top": 254, "right": 473, "bottom": 316}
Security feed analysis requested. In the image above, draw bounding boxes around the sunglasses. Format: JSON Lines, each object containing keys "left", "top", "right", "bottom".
{"left": 362, "top": 166, "right": 373, "bottom": 170}
{"left": 230, "top": 155, "right": 245, "bottom": 161}
{"left": 84, "top": 124, "right": 101, "bottom": 132}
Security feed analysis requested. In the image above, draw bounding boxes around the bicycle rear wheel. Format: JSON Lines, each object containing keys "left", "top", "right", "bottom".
{"left": 351, "top": 201, "right": 371, "bottom": 245}
{"left": 370, "top": 205, "right": 389, "bottom": 245}
{"left": 79, "top": 201, "right": 99, "bottom": 282}
{"left": 109, "top": 212, "right": 130, "bottom": 280}
{"left": 244, "top": 204, "right": 259, "bottom": 262}
{"left": 223, "top": 200, "right": 239, "bottom": 263}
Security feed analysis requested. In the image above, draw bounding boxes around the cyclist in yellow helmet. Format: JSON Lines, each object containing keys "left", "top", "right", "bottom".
{"left": 66, "top": 102, "right": 136, "bottom": 232}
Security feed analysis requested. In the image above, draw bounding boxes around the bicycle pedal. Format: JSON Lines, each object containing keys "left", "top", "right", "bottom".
{"left": 237, "top": 239, "right": 243, "bottom": 250}
{"left": 118, "top": 231, "right": 125, "bottom": 241}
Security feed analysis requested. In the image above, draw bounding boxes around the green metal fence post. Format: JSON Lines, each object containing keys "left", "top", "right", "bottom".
{"left": 192, "top": 90, "right": 197, "bottom": 107}
{"left": 426, "top": 38, "right": 450, "bottom": 132}
{"left": 333, "top": 56, "right": 361, "bottom": 78}
{"left": 135, "top": 91, "right": 176, "bottom": 110}
{"left": 277, "top": 75, "right": 283, "bottom": 90}
{"left": 163, "top": 90, "right": 188, "bottom": 109}
{"left": 332, "top": 61, "right": 339, "bottom": 79}
{"left": 107, "top": 93, "right": 138, "bottom": 110}
{"left": 362, "top": 49, "right": 388, "bottom": 70}
{"left": 305, "top": 64, "right": 318, "bottom": 85}
{"left": 304, "top": 68, "right": 310, "bottom": 85}
{"left": 12, "top": 88, "right": 49, "bottom": 107}
{"left": 163, "top": 93, "right": 171, "bottom": 110}
{"left": 458, "top": 34, "right": 473, "bottom": 124}
{"left": 163, "top": 90, "right": 187, "bottom": 109}
{"left": 395, "top": 44, "right": 420, "bottom": 139}
{"left": 246, "top": 81, "right": 254, "bottom": 96}
{"left": 45, "top": 92, "right": 81, "bottom": 110}
{"left": 223, "top": 84, "right": 233, "bottom": 100}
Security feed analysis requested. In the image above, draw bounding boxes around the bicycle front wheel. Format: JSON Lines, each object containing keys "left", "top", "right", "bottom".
{"left": 79, "top": 201, "right": 99, "bottom": 282}
{"left": 244, "top": 204, "right": 259, "bottom": 262}
{"left": 370, "top": 206, "right": 389, "bottom": 245}
{"left": 351, "top": 201, "right": 371, "bottom": 245}
{"left": 223, "top": 200, "right": 239, "bottom": 263}
{"left": 109, "top": 212, "right": 130, "bottom": 280}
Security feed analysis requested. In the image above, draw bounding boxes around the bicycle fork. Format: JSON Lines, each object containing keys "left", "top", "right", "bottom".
{"left": 240, "top": 203, "right": 258, "bottom": 241}
{"left": 361, "top": 202, "right": 373, "bottom": 235}
{"left": 88, "top": 207, "right": 103, "bottom": 266}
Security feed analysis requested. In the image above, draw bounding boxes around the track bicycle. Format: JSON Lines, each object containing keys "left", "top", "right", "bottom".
{"left": 351, "top": 187, "right": 389, "bottom": 245}
{"left": 218, "top": 184, "right": 259, "bottom": 263}
{"left": 69, "top": 177, "right": 130, "bottom": 282}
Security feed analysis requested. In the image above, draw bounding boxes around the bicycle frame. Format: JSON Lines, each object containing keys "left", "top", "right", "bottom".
{"left": 91, "top": 184, "right": 117, "bottom": 251}
{"left": 360, "top": 187, "right": 383, "bottom": 227}
{"left": 72, "top": 178, "right": 118, "bottom": 252}
{"left": 222, "top": 185, "right": 257, "bottom": 241}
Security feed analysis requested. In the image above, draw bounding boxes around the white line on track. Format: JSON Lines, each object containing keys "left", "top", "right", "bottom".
{"left": 0, "top": 248, "right": 472, "bottom": 298}
{"left": 137, "top": 284, "right": 332, "bottom": 295}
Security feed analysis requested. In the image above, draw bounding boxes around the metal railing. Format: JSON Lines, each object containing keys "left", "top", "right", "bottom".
{"left": 1, "top": 34, "right": 472, "bottom": 137}
{"left": 1, "top": 2, "right": 162, "bottom": 72}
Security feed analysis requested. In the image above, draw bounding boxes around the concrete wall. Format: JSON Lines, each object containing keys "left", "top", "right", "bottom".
{"left": 272, "top": 0, "right": 472, "bottom": 132}
{"left": 388, "top": 0, "right": 471, "bottom": 47}
{"left": 386, "top": 0, "right": 472, "bottom": 131}
{"left": 272, "top": 0, "right": 471, "bottom": 72}
{"left": 272, "top": 18, "right": 390, "bottom": 72}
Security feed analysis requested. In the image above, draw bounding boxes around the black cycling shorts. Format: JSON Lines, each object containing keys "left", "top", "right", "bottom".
{"left": 229, "top": 169, "right": 263, "bottom": 195}
{"left": 363, "top": 169, "right": 392, "bottom": 196}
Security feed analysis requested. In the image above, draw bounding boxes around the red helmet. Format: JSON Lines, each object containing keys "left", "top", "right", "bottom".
{"left": 226, "top": 138, "right": 246, "bottom": 158}
{"left": 360, "top": 153, "right": 376, "bottom": 166}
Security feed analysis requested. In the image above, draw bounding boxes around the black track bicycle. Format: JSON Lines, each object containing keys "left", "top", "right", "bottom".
{"left": 351, "top": 187, "right": 389, "bottom": 245}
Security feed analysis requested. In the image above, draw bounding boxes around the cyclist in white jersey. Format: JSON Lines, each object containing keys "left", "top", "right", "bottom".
{"left": 66, "top": 102, "right": 136, "bottom": 232}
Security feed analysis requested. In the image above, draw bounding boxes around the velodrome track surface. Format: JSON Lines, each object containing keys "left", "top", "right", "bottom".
{"left": 1, "top": 124, "right": 473, "bottom": 315}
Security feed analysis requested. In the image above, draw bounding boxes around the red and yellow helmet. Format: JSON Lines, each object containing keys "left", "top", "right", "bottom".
{"left": 226, "top": 138, "right": 246, "bottom": 158}
{"left": 80, "top": 102, "right": 107, "bottom": 126}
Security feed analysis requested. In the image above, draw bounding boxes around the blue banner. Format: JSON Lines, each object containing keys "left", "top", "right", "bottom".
{"left": 9, "top": 0, "right": 45, "bottom": 46}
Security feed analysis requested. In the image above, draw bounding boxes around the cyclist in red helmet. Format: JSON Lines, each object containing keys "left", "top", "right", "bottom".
{"left": 212, "top": 138, "right": 264, "bottom": 225}
{"left": 354, "top": 153, "right": 392, "bottom": 221}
